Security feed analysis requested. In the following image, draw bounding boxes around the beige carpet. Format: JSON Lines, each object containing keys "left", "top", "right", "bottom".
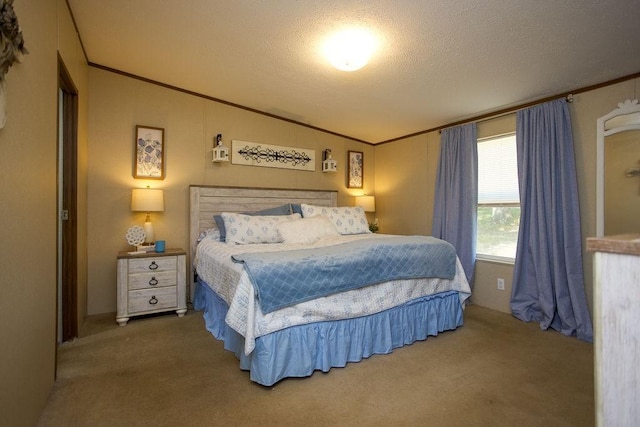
{"left": 38, "top": 305, "right": 594, "bottom": 426}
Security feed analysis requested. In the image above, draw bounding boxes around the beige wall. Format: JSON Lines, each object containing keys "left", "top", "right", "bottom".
{"left": 374, "top": 132, "right": 436, "bottom": 235}
{"left": 0, "top": 1, "right": 88, "bottom": 426}
{"left": 375, "top": 77, "right": 640, "bottom": 316}
{"left": 86, "top": 68, "right": 375, "bottom": 315}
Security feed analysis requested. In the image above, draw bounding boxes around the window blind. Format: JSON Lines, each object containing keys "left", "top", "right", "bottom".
{"left": 478, "top": 134, "right": 519, "bottom": 204}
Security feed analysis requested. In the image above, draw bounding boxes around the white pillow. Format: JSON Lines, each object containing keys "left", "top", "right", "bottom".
{"left": 277, "top": 215, "right": 340, "bottom": 245}
{"left": 222, "top": 213, "right": 301, "bottom": 244}
{"left": 301, "top": 204, "right": 370, "bottom": 235}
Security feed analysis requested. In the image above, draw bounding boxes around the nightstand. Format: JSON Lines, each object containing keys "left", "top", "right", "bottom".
{"left": 116, "top": 249, "right": 187, "bottom": 326}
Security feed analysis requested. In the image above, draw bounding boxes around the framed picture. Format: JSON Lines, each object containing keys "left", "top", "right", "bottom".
{"left": 134, "top": 125, "right": 165, "bottom": 179}
{"left": 348, "top": 150, "right": 363, "bottom": 188}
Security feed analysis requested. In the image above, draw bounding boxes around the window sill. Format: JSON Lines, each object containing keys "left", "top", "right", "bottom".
{"left": 476, "top": 254, "right": 515, "bottom": 265}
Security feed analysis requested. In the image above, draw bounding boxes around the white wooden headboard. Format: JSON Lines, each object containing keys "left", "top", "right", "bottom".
{"left": 188, "top": 185, "right": 338, "bottom": 301}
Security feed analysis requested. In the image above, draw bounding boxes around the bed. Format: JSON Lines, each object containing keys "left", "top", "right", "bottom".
{"left": 189, "top": 185, "right": 471, "bottom": 386}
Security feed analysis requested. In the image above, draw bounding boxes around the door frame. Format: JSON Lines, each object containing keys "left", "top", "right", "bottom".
{"left": 58, "top": 56, "right": 78, "bottom": 342}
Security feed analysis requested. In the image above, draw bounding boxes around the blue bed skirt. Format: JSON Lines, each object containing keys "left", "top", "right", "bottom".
{"left": 193, "top": 279, "right": 464, "bottom": 386}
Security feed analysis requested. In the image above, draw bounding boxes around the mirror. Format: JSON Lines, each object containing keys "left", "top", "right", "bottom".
{"left": 596, "top": 99, "right": 640, "bottom": 236}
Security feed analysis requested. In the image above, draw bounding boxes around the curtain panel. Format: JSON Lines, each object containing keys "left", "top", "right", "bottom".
{"left": 511, "top": 99, "right": 593, "bottom": 342}
{"left": 432, "top": 123, "right": 478, "bottom": 285}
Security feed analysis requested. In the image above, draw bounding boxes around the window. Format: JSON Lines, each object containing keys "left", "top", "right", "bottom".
{"left": 477, "top": 133, "right": 520, "bottom": 261}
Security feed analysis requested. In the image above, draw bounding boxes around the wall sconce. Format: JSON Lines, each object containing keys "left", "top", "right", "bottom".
{"left": 212, "top": 133, "right": 229, "bottom": 162}
{"left": 131, "top": 187, "right": 164, "bottom": 244}
{"left": 322, "top": 149, "right": 337, "bottom": 173}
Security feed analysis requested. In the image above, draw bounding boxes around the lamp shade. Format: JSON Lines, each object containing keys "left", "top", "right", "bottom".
{"left": 131, "top": 188, "right": 164, "bottom": 212}
{"left": 355, "top": 195, "right": 375, "bottom": 212}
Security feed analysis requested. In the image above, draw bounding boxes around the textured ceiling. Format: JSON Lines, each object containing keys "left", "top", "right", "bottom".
{"left": 67, "top": 0, "right": 640, "bottom": 144}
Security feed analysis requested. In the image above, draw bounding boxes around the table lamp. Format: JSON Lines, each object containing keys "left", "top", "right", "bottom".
{"left": 355, "top": 195, "right": 375, "bottom": 212}
{"left": 131, "top": 187, "right": 164, "bottom": 243}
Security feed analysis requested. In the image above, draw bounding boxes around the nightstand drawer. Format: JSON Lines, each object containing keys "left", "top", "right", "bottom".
{"left": 128, "top": 271, "right": 177, "bottom": 290}
{"left": 128, "top": 287, "right": 177, "bottom": 313}
{"left": 128, "top": 256, "right": 177, "bottom": 274}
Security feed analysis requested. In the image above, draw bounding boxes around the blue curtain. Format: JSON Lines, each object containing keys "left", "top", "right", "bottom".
{"left": 432, "top": 123, "right": 478, "bottom": 285}
{"left": 511, "top": 99, "right": 593, "bottom": 342}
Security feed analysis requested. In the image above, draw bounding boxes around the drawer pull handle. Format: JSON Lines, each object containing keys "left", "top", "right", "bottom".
{"left": 148, "top": 277, "right": 158, "bottom": 286}
{"left": 149, "top": 296, "right": 158, "bottom": 305}
{"left": 148, "top": 261, "right": 158, "bottom": 270}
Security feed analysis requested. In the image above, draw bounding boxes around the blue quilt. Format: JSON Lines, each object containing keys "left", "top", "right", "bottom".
{"left": 231, "top": 236, "right": 457, "bottom": 314}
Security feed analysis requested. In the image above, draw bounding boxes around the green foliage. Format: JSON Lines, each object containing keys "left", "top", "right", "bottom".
{"left": 477, "top": 207, "right": 520, "bottom": 258}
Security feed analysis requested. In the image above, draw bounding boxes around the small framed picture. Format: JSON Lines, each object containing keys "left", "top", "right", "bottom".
{"left": 134, "top": 125, "right": 165, "bottom": 179}
{"left": 348, "top": 150, "right": 363, "bottom": 188}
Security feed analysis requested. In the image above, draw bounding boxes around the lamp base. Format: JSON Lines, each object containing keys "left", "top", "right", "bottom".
{"left": 143, "top": 220, "right": 154, "bottom": 244}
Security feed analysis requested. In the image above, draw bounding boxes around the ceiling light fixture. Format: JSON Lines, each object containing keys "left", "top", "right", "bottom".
{"left": 324, "top": 28, "right": 376, "bottom": 72}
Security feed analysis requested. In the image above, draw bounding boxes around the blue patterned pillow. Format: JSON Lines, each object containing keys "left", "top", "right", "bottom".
{"left": 300, "top": 204, "right": 370, "bottom": 235}
{"left": 214, "top": 204, "right": 292, "bottom": 242}
{"left": 222, "top": 212, "right": 301, "bottom": 244}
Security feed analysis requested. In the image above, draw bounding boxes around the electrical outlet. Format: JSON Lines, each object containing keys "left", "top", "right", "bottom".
{"left": 497, "top": 278, "right": 505, "bottom": 290}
